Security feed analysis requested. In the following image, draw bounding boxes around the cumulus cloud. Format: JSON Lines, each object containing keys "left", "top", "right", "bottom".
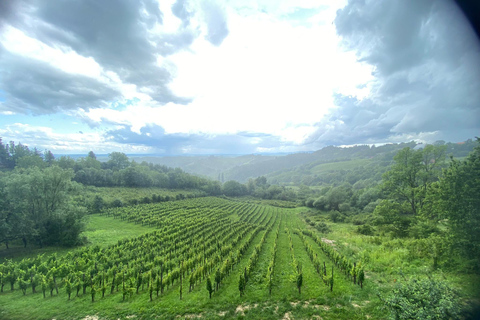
{"left": 0, "top": 0, "right": 200, "bottom": 114}
{"left": 306, "top": 0, "right": 480, "bottom": 147}
{"left": 1, "top": 0, "right": 478, "bottom": 155}
{"left": 0, "top": 47, "right": 121, "bottom": 114}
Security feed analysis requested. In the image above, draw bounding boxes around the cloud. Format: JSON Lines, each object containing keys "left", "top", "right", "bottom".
{"left": 172, "top": 0, "right": 195, "bottom": 27}
{"left": 0, "top": 123, "right": 152, "bottom": 154}
{"left": 105, "top": 124, "right": 292, "bottom": 154}
{"left": 305, "top": 0, "right": 480, "bottom": 147}
{"left": 201, "top": 0, "right": 229, "bottom": 46}
{"left": 0, "top": 0, "right": 196, "bottom": 114}
{"left": 0, "top": 47, "right": 122, "bottom": 114}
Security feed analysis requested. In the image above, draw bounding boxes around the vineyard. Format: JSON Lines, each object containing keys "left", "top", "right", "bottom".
{"left": 0, "top": 197, "right": 376, "bottom": 319}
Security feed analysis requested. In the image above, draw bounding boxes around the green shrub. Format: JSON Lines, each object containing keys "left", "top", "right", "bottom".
{"left": 315, "top": 222, "right": 331, "bottom": 234}
{"left": 356, "top": 224, "right": 375, "bottom": 236}
{"left": 353, "top": 218, "right": 365, "bottom": 225}
{"left": 382, "top": 277, "right": 462, "bottom": 320}
{"left": 329, "top": 211, "right": 345, "bottom": 223}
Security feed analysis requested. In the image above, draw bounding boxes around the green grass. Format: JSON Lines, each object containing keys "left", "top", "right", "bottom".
{"left": 1, "top": 201, "right": 477, "bottom": 320}
{"left": 310, "top": 159, "right": 370, "bottom": 174}
{"left": 82, "top": 214, "right": 157, "bottom": 248}
{"left": 0, "top": 214, "right": 155, "bottom": 263}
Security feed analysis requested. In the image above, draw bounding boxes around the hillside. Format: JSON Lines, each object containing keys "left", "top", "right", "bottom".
{"left": 132, "top": 140, "right": 477, "bottom": 186}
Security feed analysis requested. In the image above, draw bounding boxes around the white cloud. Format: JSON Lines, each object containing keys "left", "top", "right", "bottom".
{"left": 0, "top": 26, "right": 102, "bottom": 79}
{"left": 77, "top": 1, "right": 372, "bottom": 146}
{"left": 0, "top": 123, "right": 151, "bottom": 154}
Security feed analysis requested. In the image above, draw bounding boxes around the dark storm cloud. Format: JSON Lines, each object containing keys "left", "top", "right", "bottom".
{"left": 105, "top": 125, "right": 287, "bottom": 155}
{"left": 0, "top": 0, "right": 197, "bottom": 114}
{"left": 0, "top": 48, "right": 121, "bottom": 114}
{"left": 202, "top": 0, "right": 229, "bottom": 46}
{"left": 307, "top": 0, "right": 480, "bottom": 147}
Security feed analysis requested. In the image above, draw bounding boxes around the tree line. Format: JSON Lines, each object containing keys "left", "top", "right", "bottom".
{"left": 304, "top": 139, "right": 480, "bottom": 272}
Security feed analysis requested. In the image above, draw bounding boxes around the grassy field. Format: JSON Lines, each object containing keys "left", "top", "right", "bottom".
{"left": 0, "top": 198, "right": 477, "bottom": 320}
{"left": 0, "top": 215, "right": 156, "bottom": 263}
{"left": 310, "top": 159, "right": 370, "bottom": 174}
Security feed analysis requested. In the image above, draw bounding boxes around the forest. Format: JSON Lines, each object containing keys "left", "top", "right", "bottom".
{"left": 0, "top": 138, "right": 479, "bottom": 320}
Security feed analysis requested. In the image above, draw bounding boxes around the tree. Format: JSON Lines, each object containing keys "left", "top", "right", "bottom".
{"left": 44, "top": 150, "right": 55, "bottom": 165}
{"left": 434, "top": 139, "right": 480, "bottom": 267}
{"left": 57, "top": 156, "right": 75, "bottom": 170}
{"left": 222, "top": 180, "right": 248, "bottom": 197}
{"left": 0, "top": 138, "right": 13, "bottom": 169}
{"left": 382, "top": 146, "right": 446, "bottom": 215}
{"left": 325, "top": 186, "right": 349, "bottom": 211}
{"left": 3, "top": 166, "right": 86, "bottom": 247}
{"left": 87, "top": 151, "right": 96, "bottom": 160}
{"left": 107, "top": 152, "right": 130, "bottom": 171}
{"left": 92, "top": 196, "right": 105, "bottom": 213}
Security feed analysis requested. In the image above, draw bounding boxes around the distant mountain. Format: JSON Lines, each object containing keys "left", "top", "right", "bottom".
{"left": 130, "top": 139, "right": 477, "bottom": 185}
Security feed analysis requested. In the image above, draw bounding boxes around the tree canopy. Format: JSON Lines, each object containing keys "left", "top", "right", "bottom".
{"left": 0, "top": 166, "right": 86, "bottom": 247}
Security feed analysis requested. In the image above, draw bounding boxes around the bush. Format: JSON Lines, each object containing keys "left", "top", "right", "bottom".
{"left": 338, "top": 203, "right": 351, "bottom": 213}
{"left": 356, "top": 224, "right": 375, "bottom": 236}
{"left": 305, "top": 198, "right": 315, "bottom": 208}
{"left": 352, "top": 218, "right": 365, "bottom": 225}
{"left": 382, "top": 277, "right": 462, "bottom": 320}
{"left": 329, "top": 211, "right": 345, "bottom": 223}
{"left": 111, "top": 199, "right": 124, "bottom": 207}
{"left": 315, "top": 222, "right": 331, "bottom": 234}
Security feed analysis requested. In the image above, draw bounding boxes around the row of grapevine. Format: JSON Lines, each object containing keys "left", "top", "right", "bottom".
{"left": 299, "top": 229, "right": 365, "bottom": 288}
{"left": 0, "top": 198, "right": 277, "bottom": 304}
{"left": 238, "top": 212, "right": 278, "bottom": 296}
{"left": 266, "top": 217, "right": 281, "bottom": 294}
{"left": 295, "top": 230, "right": 334, "bottom": 291}
{"left": 285, "top": 228, "right": 303, "bottom": 294}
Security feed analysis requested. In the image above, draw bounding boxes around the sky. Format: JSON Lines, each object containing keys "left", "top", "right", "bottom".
{"left": 0, "top": 0, "right": 479, "bottom": 155}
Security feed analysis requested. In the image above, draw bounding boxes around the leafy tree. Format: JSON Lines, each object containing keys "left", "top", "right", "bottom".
{"left": 0, "top": 138, "right": 13, "bottom": 169}
{"left": 222, "top": 180, "right": 248, "bottom": 197}
{"left": 16, "top": 154, "right": 46, "bottom": 169}
{"left": 3, "top": 166, "right": 86, "bottom": 247}
{"left": 325, "top": 186, "right": 349, "bottom": 211}
{"left": 373, "top": 200, "right": 412, "bottom": 237}
{"left": 434, "top": 139, "right": 480, "bottom": 267}
{"left": 107, "top": 152, "right": 130, "bottom": 171}
{"left": 382, "top": 146, "right": 446, "bottom": 215}
{"left": 92, "top": 196, "right": 105, "bottom": 213}
{"left": 44, "top": 150, "right": 55, "bottom": 165}
{"left": 111, "top": 199, "right": 123, "bottom": 208}
{"left": 57, "top": 156, "right": 75, "bottom": 170}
